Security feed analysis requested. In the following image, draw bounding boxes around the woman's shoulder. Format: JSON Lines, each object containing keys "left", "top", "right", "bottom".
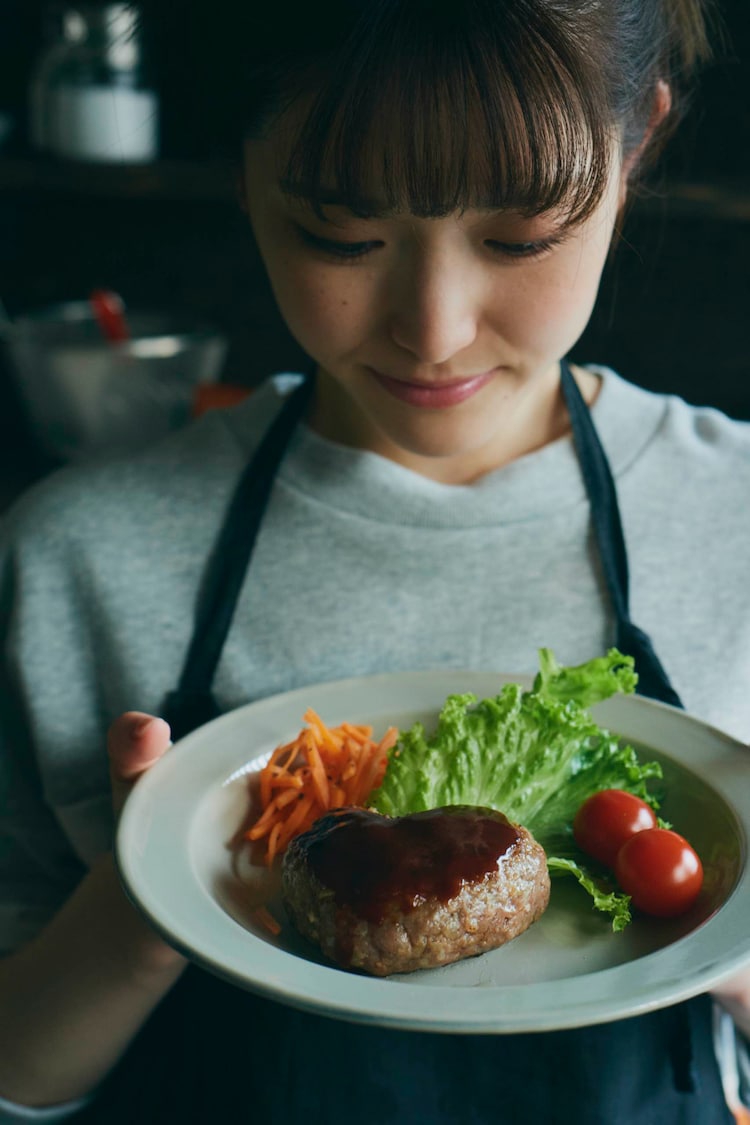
{"left": 591, "top": 366, "right": 750, "bottom": 476}
{"left": 1, "top": 375, "right": 298, "bottom": 553}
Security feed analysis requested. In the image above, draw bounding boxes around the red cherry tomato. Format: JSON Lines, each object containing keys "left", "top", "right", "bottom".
{"left": 573, "top": 789, "right": 658, "bottom": 867}
{"left": 614, "top": 828, "right": 703, "bottom": 917}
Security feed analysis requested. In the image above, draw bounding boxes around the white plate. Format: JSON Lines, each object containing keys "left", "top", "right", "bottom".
{"left": 115, "top": 670, "right": 750, "bottom": 1034}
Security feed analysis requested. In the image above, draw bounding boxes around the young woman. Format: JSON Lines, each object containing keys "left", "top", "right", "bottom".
{"left": 1, "top": 1, "right": 748, "bottom": 1122}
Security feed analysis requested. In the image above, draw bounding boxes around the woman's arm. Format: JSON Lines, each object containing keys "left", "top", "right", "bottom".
{"left": 0, "top": 714, "right": 185, "bottom": 1109}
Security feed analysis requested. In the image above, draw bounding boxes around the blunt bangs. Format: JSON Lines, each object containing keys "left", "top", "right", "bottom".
{"left": 280, "top": 1, "right": 615, "bottom": 223}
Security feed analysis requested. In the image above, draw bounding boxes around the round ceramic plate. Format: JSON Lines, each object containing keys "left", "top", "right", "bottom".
{"left": 115, "top": 670, "right": 750, "bottom": 1034}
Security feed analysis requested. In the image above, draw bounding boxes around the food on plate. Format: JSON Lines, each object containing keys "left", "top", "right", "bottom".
{"left": 614, "top": 828, "right": 703, "bottom": 918}
{"left": 242, "top": 648, "right": 673, "bottom": 934}
{"left": 370, "top": 648, "right": 661, "bottom": 930}
{"left": 573, "top": 789, "right": 658, "bottom": 867}
{"left": 245, "top": 709, "right": 398, "bottom": 864}
{"left": 573, "top": 791, "right": 702, "bottom": 917}
{"left": 250, "top": 904, "right": 282, "bottom": 936}
{"left": 281, "top": 805, "right": 550, "bottom": 975}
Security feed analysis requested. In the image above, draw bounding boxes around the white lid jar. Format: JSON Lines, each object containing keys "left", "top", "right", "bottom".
{"left": 40, "top": 4, "right": 159, "bottom": 164}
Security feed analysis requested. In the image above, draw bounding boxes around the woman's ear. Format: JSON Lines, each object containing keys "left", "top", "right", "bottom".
{"left": 618, "top": 79, "right": 673, "bottom": 207}
{"left": 651, "top": 78, "right": 673, "bottom": 124}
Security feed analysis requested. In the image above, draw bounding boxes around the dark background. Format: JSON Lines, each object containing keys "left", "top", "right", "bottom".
{"left": 0, "top": 0, "right": 748, "bottom": 504}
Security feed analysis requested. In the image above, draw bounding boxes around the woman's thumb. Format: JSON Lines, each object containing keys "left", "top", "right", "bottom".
{"left": 108, "top": 711, "right": 172, "bottom": 818}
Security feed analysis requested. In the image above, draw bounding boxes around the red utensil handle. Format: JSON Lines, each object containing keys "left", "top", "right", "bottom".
{"left": 89, "top": 289, "right": 130, "bottom": 343}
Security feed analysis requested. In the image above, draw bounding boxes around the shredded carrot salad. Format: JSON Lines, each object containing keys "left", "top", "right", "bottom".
{"left": 250, "top": 905, "right": 282, "bottom": 937}
{"left": 246, "top": 709, "right": 399, "bottom": 865}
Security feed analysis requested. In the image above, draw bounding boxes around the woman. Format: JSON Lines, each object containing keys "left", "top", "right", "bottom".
{"left": 0, "top": 1, "right": 748, "bottom": 1121}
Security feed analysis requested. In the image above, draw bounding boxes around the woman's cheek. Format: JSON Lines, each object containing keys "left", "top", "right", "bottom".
{"left": 287, "top": 285, "right": 350, "bottom": 357}
{"left": 262, "top": 257, "right": 327, "bottom": 349}
{"left": 272, "top": 264, "right": 372, "bottom": 360}
{"left": 488, "top": 274, "right": 575, "bottom": 359}
{"left": 511, "top": 249, "right": 607, "bottom": 356}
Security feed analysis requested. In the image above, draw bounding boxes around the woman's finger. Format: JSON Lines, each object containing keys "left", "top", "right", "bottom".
{"left": 107, "top": 711, "right": 172, "bottom": 818}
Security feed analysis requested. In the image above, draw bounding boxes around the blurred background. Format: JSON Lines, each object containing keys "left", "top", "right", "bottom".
{"left": 0, "top": 0, "right": 748, "bottom": 510}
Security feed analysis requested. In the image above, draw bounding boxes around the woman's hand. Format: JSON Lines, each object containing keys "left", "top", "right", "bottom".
{"left": 105, "top": 709, "right": 185, "bottom": 976}
{"left": 713, "top": 971, "right": 750, "bottom": 1039}
{"left": 107, "top": 711, "right": 173, "bottom": 820}
{"left": 0, "top": 711, "right": 186, "bottom": 1109}
{"left": 106, "top": 710, "right": 185, "bottom": 974}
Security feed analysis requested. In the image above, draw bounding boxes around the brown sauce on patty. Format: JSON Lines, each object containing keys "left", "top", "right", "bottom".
{"left": 295, "top": 806, "right": 520, "bottom": 923}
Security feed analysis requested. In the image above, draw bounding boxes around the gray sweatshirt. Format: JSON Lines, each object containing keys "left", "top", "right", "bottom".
{"left": 1, "top": 367, "right": 749, "bottom": 1120}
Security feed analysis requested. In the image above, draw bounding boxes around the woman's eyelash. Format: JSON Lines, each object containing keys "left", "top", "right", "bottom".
{"left": 294, "top": 225, "right": 564, "bottom": 262}
{"left": 294, "top": 227, "right": 380, "bottom": 259}
{"left": 486, "top": 238, "right": 563, "bottom": 259}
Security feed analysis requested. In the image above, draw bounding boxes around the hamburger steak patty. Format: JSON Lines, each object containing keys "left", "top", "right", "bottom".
{"left": 281, "top": 806, "right": 550, "bottom": 976}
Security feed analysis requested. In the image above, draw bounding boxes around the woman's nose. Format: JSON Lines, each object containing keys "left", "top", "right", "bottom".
{"left": 389, "top": 257, "right": 479, "bottom": 366}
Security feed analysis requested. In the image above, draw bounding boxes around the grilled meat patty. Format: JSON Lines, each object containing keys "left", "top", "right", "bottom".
{"left": 281, "top": 805, "right": 550, "bottom": 976}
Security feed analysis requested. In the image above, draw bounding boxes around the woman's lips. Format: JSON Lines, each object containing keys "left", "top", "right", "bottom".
{"left": 369, "top": 368, "right": 496, "bottom": 408}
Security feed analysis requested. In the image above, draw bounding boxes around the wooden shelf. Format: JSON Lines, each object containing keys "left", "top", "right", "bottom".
{"left": 1, "top": 156, "right": 748, "bottom": 220}
{"left": 0, "top": 156, "right": 237, "bottom": 202}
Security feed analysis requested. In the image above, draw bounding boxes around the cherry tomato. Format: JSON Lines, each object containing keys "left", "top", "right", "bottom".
{"left": 573, "top": 789, "right": 657, "bottom": 867}
{"left": 614, "top": 828, "right": 703, "bottom": 917}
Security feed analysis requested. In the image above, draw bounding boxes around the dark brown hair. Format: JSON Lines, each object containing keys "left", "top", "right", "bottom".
{"left": 136, "top": 0, "right": 714, "bottom": 222}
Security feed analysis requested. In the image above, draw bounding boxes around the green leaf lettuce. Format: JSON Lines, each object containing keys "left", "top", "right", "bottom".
{"left": 370, "top": 648, "right": 661, "bottom": 929}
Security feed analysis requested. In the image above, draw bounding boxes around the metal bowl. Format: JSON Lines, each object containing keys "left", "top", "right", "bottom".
{"left": 3, "top": 301, "right": 228, "bottom": 461}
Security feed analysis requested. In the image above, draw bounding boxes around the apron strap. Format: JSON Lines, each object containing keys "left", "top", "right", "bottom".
{"left": 162, "top": 374, "right": 315, "bottom": 741}
{"left": 560, "top": 359, "right": 695, "bottom": 1095}
{"left": 559, "top": 360, "right": 683, "bottom": 710}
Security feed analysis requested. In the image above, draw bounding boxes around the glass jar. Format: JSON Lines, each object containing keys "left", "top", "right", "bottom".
{"left": 31, "top": 3, "right": 159, "bottom": 163}
{"left": 28, "top": 5, "right": 84, "bottom": 153}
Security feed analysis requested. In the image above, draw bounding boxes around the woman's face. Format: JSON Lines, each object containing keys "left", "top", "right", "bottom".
{"left": 242, "top": 123, "right": 626, "bottom": 484}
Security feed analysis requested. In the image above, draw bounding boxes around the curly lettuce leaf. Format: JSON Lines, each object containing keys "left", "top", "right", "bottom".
{"left": 546, "top": 857, "right": 632, "bottom": 932}
{"left": 370, "top": 648, "right": 660, "bottom": 929}
{"left": 533, "top": 647, "right": 638, "bottom": 708}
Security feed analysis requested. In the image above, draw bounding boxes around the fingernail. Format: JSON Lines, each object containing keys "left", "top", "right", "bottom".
{"left": 131, "top": 716, "right": 154, "bottom": 739}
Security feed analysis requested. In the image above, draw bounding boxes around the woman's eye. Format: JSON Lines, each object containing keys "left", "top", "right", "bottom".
{"left": 485, "top": 238, "right": 560, "bottom": 260}
{"left": 295, "top": 227, "right": 381, "bottom": 260}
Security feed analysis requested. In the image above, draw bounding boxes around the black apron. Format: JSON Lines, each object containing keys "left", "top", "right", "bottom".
{"left": 86, "top": 361, "right": 733, "bottom": 1125}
